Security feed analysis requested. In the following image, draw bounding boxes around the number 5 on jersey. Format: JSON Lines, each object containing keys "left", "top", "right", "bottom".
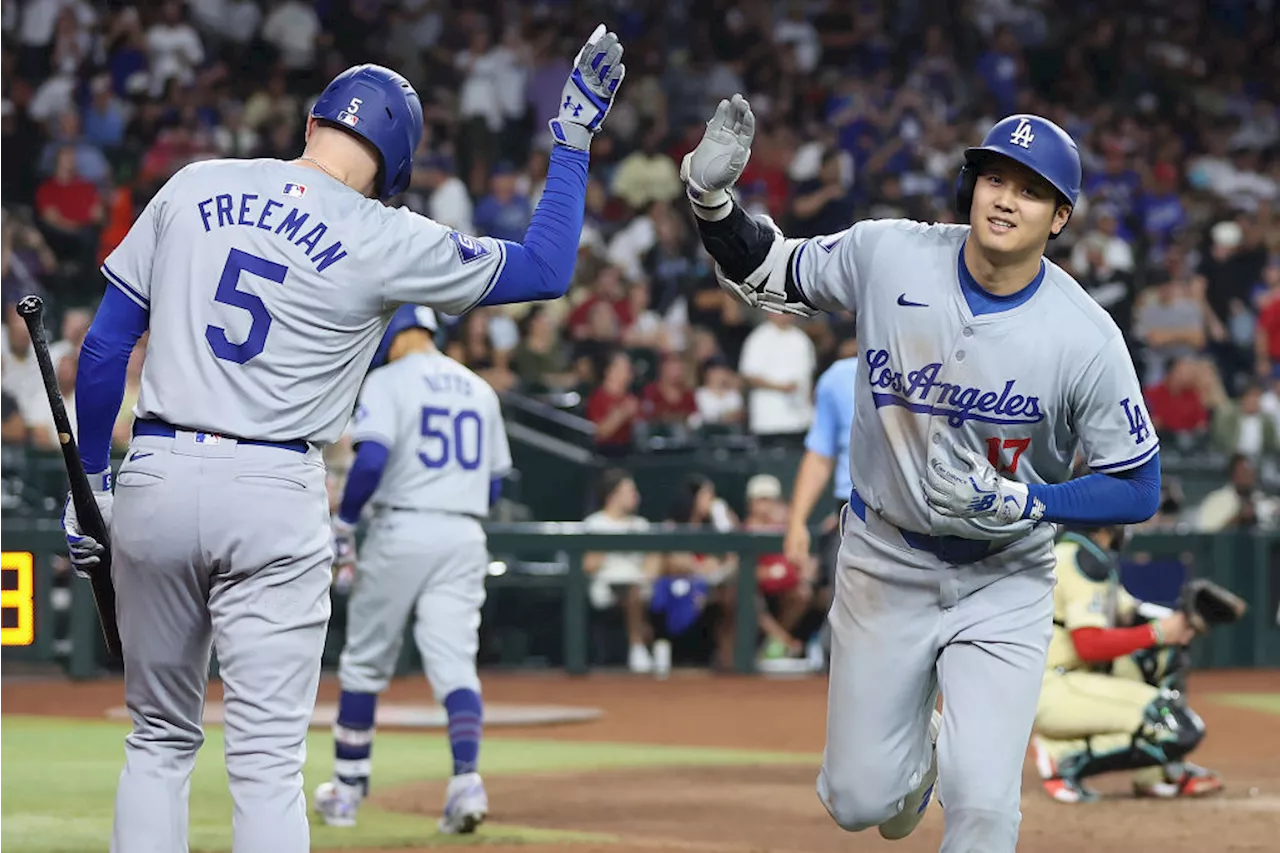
{"left": 419, "top": 407, "right": 483, "bottom": 470}
{"left": 206, "top": 247, "right": 288, "bottom": 364}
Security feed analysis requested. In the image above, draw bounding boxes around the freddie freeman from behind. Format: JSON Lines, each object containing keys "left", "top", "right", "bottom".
{"left": 680, "top": 95, "right": 1160, "bottom": 853}
{"left": 61, "top": 27, "right": 624, "bottom": 853}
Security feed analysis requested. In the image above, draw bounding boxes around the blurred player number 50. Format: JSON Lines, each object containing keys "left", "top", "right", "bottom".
{"left": 1, "top": 551, "right": 35, "bottom": 646}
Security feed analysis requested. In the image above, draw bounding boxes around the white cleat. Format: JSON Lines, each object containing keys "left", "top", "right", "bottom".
{"left": 878, "top": 709, "right": 942, "bottom": 840}
{"left": 438, "top": 771, "right": 488, "bottom": 835}
{"left": 313, "top": 779, "right": 362, "bottom": 827}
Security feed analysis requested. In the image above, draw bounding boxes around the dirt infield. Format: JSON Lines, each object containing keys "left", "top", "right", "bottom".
{"left": 4, "top": 669, "right": 1279, "bottom": 852}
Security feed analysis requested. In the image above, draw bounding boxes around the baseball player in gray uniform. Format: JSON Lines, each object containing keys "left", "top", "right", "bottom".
{"left": 313, "top": 304, "right": 511, "bottom": 833}
{"left": 60, "top": 28, "right": 624, "bottom": 853}
{"left": 680, "top": 97, "right": 1161, "bottom": 852}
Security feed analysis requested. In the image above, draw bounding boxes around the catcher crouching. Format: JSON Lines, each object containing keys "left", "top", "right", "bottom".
{"left": 1031, "top": 524, "right": 1247, "bottom": 802}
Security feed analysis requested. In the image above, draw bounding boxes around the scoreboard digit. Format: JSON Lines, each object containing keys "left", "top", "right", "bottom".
{"left": 1, "top": 551, "right": 35, "bottom": 646}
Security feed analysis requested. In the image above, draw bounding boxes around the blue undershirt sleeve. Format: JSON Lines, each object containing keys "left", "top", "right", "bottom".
{"left": 479, "top": 145, "right": 589, "bottom": 306}
{"left": 76, "top": 285, "right": 149, "bottom": 475}
{"left": 1024, "top": 454, "right": 1161, "bottom": 525}
{"left": 338, "top": 440, "right": 391, "bottom": 525}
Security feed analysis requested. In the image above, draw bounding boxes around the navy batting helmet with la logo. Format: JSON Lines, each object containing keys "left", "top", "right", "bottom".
{"left": 954, "top": 114, "right": 1082, "bottom": 233}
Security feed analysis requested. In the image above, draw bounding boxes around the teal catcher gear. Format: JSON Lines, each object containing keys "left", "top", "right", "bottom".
{"left": 311, "top": 64, "right": 424, "bottom": 199}
{"left": 955, "top": 114, "right": 1082, "bottom": 229}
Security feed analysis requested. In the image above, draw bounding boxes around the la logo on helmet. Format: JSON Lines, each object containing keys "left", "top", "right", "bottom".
{"left": 1009, "top": 118, "right": 1036, "bottom": 149}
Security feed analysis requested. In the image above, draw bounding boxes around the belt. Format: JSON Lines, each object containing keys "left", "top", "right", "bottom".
{"left": 847, "top": 486, "right": 996, "bottom": 565}
{"left": 133, "top": 418, "right": 309, "bottom": 454}
{"left": 380, "top": 505, "right": 481, "bottom": 520}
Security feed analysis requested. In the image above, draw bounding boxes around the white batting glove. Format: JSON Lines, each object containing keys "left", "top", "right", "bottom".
{"left": 331, "top": 517, "right": 358, "bottom": 592}
{"left": 680, "top": 94, "right": 756, "bottom": 220}
{"left": 924, "top": 446, "right": 1045, "bottom": 526}
{"left": 61, "top": 472, "right": 114, "bottom": 578}
{"left": 549, "top": 24, "right": 626, "bottom": 151}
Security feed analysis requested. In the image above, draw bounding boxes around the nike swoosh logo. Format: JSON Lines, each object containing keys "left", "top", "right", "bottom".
{"left": 129, "top": 451, "right": 154, "bottom": 462}
{"left": 897, "top": 294, "right": 928, "bottom": 307}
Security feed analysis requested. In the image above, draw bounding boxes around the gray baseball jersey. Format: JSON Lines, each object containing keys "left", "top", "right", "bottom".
{"left": 336, "top": 350, "right": 510, "bottom": 708}
{"left": 796, "top": 219, "right": 1156, "bottom": 853}
{"left": 793, "top": 219, "right": 1157, "bottom": 547}
{"left": 349, "top": 350, "right": 512, "bottom": 517}
{"left": 101, "top": 158, "right": 509, "bottom": 445}
{"left": 100, "top": 157, "right": 511, "bottom": 853}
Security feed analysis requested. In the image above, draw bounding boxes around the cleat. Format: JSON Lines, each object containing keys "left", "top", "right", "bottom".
{"left": 1032, "top": 737, "right": 1099, "bottom": 804}
{"left": 1134, "top": 764, "right": 1223, "bottom": 799}
{"left": 439, "top": 771, "right": 488, "bottom": 835}
{"left": 314, "top": 779, "right": 361, "bottom": 827}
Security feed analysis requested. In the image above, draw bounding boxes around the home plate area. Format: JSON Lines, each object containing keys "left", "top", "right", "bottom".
{"left": 105, "top": 702, "right": 604, "bottom": 728}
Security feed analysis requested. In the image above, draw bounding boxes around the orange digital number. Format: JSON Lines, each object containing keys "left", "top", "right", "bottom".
{"left": 1, "top": 551, "right": 35, "bottom": 646}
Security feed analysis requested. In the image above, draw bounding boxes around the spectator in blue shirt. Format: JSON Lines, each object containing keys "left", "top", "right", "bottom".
{"left": 37, "top": 110, "right": 111, "bottom": 186}
{"left": 81, "top": 75, "right": 128, "bottom": 151}
{"left": 1136, "top": 163, "right": 1187, "bottom": 257}
{"left": 473, "top": 162, "right": 533, "bottom": 243}
{"left": 1083, "top": 145, "right": 1143, "bottom": 221}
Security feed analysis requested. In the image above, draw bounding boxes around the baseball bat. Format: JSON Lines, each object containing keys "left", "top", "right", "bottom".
{"left": 16, "top": 294, "right": 123, "bottom": 661}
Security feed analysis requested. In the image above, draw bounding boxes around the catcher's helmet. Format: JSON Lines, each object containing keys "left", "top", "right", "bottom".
{"left": 311, "top": 64, "right": 423, "bottom": 199}
{"left": 371, "top": 304, "right": 438, "bottom": 370}
{"left": 954, "top": 114, "right": 1082, "bottom": 232}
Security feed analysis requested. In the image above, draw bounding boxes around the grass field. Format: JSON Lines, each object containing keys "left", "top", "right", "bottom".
{"left": 1209, "top": 692, "right": 1280, "bottom": 716}
{"left": 4, "top": 674, "right": 1277, "bottom": 853}
{"left": 0, "top": 715, "right": 817, "bottom": 853}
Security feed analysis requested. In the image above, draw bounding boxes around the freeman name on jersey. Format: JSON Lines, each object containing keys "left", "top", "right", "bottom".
{"left": 196, "top": 191, "right": 348, "bottom": 273}
{"left": 865, "top": 347, "right": 1045, "bottom": 427}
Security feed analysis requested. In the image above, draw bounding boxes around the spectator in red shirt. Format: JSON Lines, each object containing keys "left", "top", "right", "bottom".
{"left": 1144, "top": 357, "right": 1211, "bottom": 435}
{"left": 568, "top": 264, "right": 633, "bottom": 341}
{"left": 35, "top": 146, "right": 103, "bottom": 269}
{"left": 586, "top": 350, "right": 641, "bottom": 455}
{"left": 738, "top": 127, "right": 792, "bottom": 217}
{"left": 1256, "top": 262, "right": 1280, "bottom": 379}
{"left": 640, "top": 353, "right": 697, "bottom": 428}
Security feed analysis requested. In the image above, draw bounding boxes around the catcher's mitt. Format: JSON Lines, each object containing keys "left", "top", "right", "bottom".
{"left": 1178, "top": 577, "right": 1248, "bottom": 634}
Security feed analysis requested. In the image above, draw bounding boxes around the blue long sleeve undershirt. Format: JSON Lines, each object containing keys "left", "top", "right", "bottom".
{"left": 1024, "top": 454, "right": 1161, "bottom": 525}
{"left": 338, "top": 440, "right": 390, "bottom": 525}
{"left": 479, "top": 145, "right": 589, "bottom": 306}
{"left": 76, "top": 285, "right": 149, "bottom": 475}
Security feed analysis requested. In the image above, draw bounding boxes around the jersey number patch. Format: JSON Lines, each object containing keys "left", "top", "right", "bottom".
{"left": 986, "top": 436, "right": 1031, "bottom": 475}
{"left": 419, "top": 407, "right": 483, "bottom": 470}
{"left": 205, "top": 247, "right": 288, "bottom": 364}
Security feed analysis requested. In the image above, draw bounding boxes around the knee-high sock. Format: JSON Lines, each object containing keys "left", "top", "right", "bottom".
{"left": 334, "top": 690, "right": 377, "bottom": 795}
{"left": 444, "top": 688, "right": 483, "bottom": 776}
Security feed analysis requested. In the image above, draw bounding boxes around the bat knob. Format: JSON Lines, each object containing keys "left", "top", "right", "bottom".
{"left": 16, "top": 294, "right": 44, "bottom": 316}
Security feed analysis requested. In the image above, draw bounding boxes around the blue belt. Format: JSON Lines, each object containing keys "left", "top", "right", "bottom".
{"left": 133, "top": 418, "right": 309, "bottom": 454}
{"left": 847, "top": 486, "right": 995, "bottom": 565}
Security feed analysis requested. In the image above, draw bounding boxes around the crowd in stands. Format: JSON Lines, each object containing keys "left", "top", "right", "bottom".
{"left": 2, "top": 2, "right": 1278, "bottom": 554}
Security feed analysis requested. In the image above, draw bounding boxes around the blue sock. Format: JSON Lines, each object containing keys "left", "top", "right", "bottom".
{"left": 334, "top": 690, "right": 377, "bottom": 796}
{"left": 444, "top": 688, "right": 483, "bottom": 776}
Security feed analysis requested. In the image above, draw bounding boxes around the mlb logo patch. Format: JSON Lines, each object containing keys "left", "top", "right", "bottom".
{"left": 283, "top": 183, "right": 307, "bottom": 198}
{"left": 194, "top": 432, "right": 222, "bottom": 445}
{"left": 448, "top": 231, "right": 489, "bottom": 264}
{"left": 337, "top": 111, "right": 359, "bottom": 127}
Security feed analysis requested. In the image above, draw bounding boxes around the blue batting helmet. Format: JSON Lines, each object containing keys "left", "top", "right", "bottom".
{"left": 311, "top": 64, "right": 423, "bottom": 199}
{"left": 954, "top": 114, "right": 1082, "bottom": 232}
{"left": 371, "top": 304, "right": 438, "bottom": 370}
